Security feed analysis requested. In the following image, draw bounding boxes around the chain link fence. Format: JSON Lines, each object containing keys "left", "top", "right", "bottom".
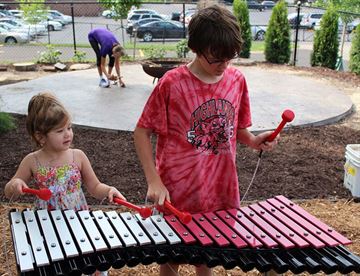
{"left": 0, "top": 1, "right": 359, "bottom": 70}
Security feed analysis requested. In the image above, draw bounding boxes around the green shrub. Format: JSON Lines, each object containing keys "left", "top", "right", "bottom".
{"left": 71, "top": 50, "right": 87, "bottom": 63}
{"left": 264, "top": 0, "right": 291, "bottom": 64}
{"left": 0, "top": 112, "right": 15, "bottom": 134}
{"left": 176, "top": 39, "right": 189, "bottom": 58}
{"left": 233, "top": 0, "right": 252, "bottom": 58}
{"left": 350, "top": 24, "right": 360, "bottom": 75}
{"left": 311, "top": 7, "right": 339, "bottom": 69}
{"left": 36, "top": 45, "right": 62, "bottom": 64}
{"left": 143, "top": 46, "right": 166, "bottom": 59}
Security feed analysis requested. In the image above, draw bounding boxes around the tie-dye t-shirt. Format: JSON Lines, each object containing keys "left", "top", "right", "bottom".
{"left": 137, "top": 65, "right": 252, "bottom": 213}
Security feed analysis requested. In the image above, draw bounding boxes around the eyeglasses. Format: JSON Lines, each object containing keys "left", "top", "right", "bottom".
{"left": 202, "top": 53, "right": 239, "bottom": 65}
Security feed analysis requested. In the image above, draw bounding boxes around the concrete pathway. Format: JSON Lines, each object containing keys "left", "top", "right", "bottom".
{"left": 0, "top": 64, "right": 353, "bottom": 132}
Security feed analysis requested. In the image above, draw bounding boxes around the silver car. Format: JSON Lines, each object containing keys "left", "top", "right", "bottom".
{"left": 0, "top": 26, "right": 30, "bottom": 43}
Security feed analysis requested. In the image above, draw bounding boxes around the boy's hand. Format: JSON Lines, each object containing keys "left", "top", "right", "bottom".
{"left": 147, "top": 179, "right": 170, "bottom": 206}
{"left": 254, "top": 131, "right": 279, "bottom": 151}
{"left": 108, "top": 187, "right": 126, "bottom": 203}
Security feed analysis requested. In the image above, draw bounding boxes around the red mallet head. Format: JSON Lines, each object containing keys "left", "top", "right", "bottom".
{"left": 178, "top": 212, "right": 192, "bottom": 224}
{"left": 139, "top": 207, "right": 152, "bottom": 219}
{"left": 282, "top": 109, "right": 295, "bottom": 123}
{"left": 22, "top": 187, "right": 52, "bottom": 201}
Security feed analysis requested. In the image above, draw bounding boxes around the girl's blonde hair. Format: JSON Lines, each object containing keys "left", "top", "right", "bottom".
{"left": 26, "top": 92, "right": 71, "bottom": 147}
{"left": 113, "top": 44, "right": 126, "bottom": 57}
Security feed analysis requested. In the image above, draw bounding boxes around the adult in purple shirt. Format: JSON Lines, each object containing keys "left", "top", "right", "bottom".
{"left": 88, "top": 28, "right": 126, "bottom": 87}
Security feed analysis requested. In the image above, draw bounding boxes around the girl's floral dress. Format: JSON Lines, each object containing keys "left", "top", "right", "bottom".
{"left": 32, "top": 153, "right": 88, "bottom": 211}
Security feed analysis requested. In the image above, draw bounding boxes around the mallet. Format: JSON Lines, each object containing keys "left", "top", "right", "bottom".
{"left": 22, "top": 187, "right": 52, "bottom": 201}
{"left": 266, "top": 109, "right": 295, "bottom": 142}
{"left": 113, "top": 197, "right": 152, "bottom": 219}
{"left": 163, "top": 200, "right": 192, "bottom": 224}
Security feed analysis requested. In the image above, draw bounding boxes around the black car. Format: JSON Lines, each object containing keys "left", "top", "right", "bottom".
{"left": 288, "top": 12, "right": 305, "bottom": 28}
{"left": 247, "top": 1, "right": 264, "bottom": 11}
{"left": 136, "top": 20, "right": 187, "bottom": 42}
{"left": 126, "top": 18, "right": 163, "bottom": 35}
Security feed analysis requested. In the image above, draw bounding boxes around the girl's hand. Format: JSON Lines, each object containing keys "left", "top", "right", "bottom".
{"left": 108, "top": 74, "right": 117, "bottom": 81}
{"left": 119, "top": 77, "right": 125, "bottom": 88}
{"left": 7, "top": 178, "right": 28, "bottom": 200}
{"left": 147, "top": 179, "right": 170, "bottom": 206}
{"left": 107, "top": 187, "right": 126, "bottom": 203}
{"left": 253, "top": 131, "right": 280, "bottom": 151}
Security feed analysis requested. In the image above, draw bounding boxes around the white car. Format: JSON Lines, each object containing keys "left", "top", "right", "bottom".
{"left": 8, "top": 9, "right": 24, "bottom": 18}
{"left": 1, "top": 18, "right": 47, "bottom": 35}
{"left": 251, "top": 25, "right": 267, "bottom": 40}
{"left": 102, "top": 9, "right": 118, "bottom": 18}
{"left": 127, "top": 9, "right": 159, "bottom": 20}
{"left": 0, "top": 22, "right": 35, "bottom": 38}
{"left": 300, "top": 13, "right": 323, "bottom": 29}
{"left": 47, "top": 10, "right": 72, "bottom": 25}
{"left": 39, "top": 18, "right": 63, "bottom": 31}
{"left": 0, "top": 26, "right": 30, "bottom": 43}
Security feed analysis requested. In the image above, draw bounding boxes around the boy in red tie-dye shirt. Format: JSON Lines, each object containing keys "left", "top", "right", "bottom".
{"left": 134, "top": 5, "right": 278, "bottom": 276}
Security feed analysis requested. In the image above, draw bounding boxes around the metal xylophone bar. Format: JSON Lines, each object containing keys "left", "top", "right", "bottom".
{"left": 9, "top": 196, "right": 360, "bottom": 275}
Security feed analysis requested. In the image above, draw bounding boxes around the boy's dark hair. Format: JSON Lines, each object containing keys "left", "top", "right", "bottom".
{"left": 188, "top": 5, "right": 242, "bottom": 60}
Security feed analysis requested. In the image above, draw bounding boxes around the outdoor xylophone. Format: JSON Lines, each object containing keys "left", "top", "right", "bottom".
{"left": 9, "top": 195, "right": 360, "bottom": 276}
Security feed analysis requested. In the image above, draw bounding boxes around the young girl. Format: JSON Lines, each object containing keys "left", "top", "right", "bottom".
{"left": 134, "top": 5, "right": 279, "bottom": 276}
{"left": 4, "top": 92, "right": 126, "bottom": 211}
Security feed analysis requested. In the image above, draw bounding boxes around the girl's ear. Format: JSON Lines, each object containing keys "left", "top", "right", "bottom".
{"left": 35, "top": 131, "right": 46, "bottom": 147}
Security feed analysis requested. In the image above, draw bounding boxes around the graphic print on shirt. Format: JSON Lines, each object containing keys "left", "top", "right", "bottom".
{"left": 187, "top": 99, "right": 235, "bottom": 154}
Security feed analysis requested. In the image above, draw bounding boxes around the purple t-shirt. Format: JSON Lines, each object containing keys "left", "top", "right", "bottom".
{"left": 88, "top": 28, "right": 119, "bottom": 57}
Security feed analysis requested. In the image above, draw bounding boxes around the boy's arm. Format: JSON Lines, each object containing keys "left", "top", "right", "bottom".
{"left": 4, "top": 154, "right": 33, "bottom": 200}
{"left": 237, "top": 128, "right": 278, "bottom": 151}
{"left": 134, "top": 126, "right": 170, "bottom": 206}
{"left": 77, "top": 149, "right": 125, "bottom": 203}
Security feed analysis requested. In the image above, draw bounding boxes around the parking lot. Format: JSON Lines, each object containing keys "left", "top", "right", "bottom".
{"left": 0, "top": 3, "right": 356, "bottom": 69}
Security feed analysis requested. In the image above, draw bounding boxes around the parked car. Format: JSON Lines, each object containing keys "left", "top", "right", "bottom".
{"left": 0, "top": 26, "right": 30, "bottom": 43}
{"left": 127, "top": 9, "right": 160, "bottom": 20}
{"left": 171, "top": 11, "right": 180, "bottom": 21}
{"left": 135, "top": 20, "right": 187, "bottom": 42}
{"left": 314, "top": 18, "right": 357, "bottom": 34}
{"left": 0, "top": 22, "right": 35, "bottom": 38}
{"left": 0, "top": 18, "right": 46, "bottom": 35}
{"left": 102, "top": 9, "right": 118, "bottom": 18}
{"left": 261, "top": 1, "right": 276, "bottom": 9}
{"left": 8, "top": 10, "right": 23, "bottom": 18}
{"left": 179, "top": 8, "right": 197, "bottom": 23}
{"left": 47, "top": 10, "right": 72, "bottom": 25}
{"left": 247, "top": 1, "right": 264, "bottom": 11}
{"left": 251, "top": 25, "right": 267, "bottom": 40}
{"left": 300, "top": 13, "right": 323, "bottom": 29}
{"left": 287, "top": 12, "right": 305, "bottom": 28}
{"left": 0, "top": 10, "right": 13, "bottom": 18}
{"left": 126, "top": 18, "right": 163, "bottom": 35}
{"left": 127, "top": 13, "right": 166, "bottom": 24}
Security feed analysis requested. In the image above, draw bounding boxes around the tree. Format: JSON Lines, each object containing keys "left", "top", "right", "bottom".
{"left": 98, "top": 0, "right": 141, "bottom": 46}
{"left": 233, "top": 0, "right": 252, "bottom": 58}
{"left": 314, "top": 0, "right": 360, "bottom": 60}
{"left": 311, "top": 6, "right": 339, "bottom": 69}
{"left": 17, "top": 0, "right": 47, "bottom": 38}
{"left": 350, "top": 25, "right": 360, "bottom": 75}
{"left": 264, "top": 0, "right": 291, "bottom": 64}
